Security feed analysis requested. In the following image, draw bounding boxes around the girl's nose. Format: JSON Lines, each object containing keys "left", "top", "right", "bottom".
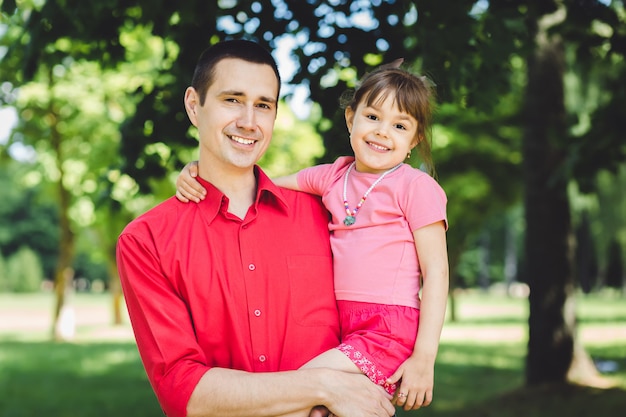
{"left": 375, "top": 125, "right": 389, "bottom": 138}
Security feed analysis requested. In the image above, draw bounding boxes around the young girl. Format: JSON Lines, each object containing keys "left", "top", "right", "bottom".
{"left": 176, "top": 62, "right": 449, "bottom": 413}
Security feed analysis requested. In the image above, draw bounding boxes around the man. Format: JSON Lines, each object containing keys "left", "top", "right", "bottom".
{"left": 116, "top": 39, "right": 395, "bottom": 417}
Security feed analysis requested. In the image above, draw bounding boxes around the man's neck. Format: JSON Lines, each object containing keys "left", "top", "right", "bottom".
{"left": 199, "top": 162, "right": 257, "bottom": 219}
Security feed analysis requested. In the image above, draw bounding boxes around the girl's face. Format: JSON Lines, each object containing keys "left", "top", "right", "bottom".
{"left": 346, "top": 93, "right": 419, "bottom": 174}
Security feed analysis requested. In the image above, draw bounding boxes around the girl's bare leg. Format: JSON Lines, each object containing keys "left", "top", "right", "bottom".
{"left": 300, "top": 348, "right": 362, "bottom": 373}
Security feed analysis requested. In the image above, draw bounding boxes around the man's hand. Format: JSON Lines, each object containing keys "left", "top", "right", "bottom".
{"left": 321, "top": 370, "right": 396, "bottom": 417}
{"left": 308, "top": 405, "right": 331, "bottom": 417}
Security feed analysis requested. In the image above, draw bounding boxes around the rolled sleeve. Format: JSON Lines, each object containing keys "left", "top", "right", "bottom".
{"left": 117, "top": 232, "right": 209, "bottom": 417}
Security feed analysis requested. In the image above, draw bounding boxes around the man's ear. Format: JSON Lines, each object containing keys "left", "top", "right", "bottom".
{"left": 344, "top": 106, "right": 355, "bottom": 133}
{"left": 184, "top": 87, "right": 200, "bottom": 126}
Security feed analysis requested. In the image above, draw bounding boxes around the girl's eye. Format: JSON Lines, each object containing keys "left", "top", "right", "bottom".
{"left": 395, "top": 124, "right": 407, "bottom": 130}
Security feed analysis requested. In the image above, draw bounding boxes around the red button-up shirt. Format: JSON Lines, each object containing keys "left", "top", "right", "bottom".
{"left": 117, "top": 167, "right": 339, "bottom": 417}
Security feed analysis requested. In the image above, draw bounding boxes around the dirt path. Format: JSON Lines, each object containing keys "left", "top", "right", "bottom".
{"left": 0, "top": 293, "right": 134, "bottom": 342}
{"left": 1, "top": 292, "right": 624, "bottom": 345}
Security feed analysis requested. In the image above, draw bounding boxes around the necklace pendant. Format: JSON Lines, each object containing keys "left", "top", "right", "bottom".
{"left": 343, "top": 215, "right": 356, "bottom": 226}
{"left": 341, "top": 161, "right": 402, "bottom": 229}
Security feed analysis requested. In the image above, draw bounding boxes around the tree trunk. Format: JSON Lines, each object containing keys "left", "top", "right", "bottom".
{"left": 48, "top": 70, "right": 76, "bottom": 341}
{"left": 504, "top": 211, "right": 519, "bottom": 295}
{"left": 523, "top": 2, "right": 610, "bottom": 388}
{"left": 522, "top": 13, "right": 576, "bottom": 385}
{"left": 51, "top": 117, "right": 76, "bottom": 340}
{"left": 108, "top": 248, "right": 124, "bottom": 325}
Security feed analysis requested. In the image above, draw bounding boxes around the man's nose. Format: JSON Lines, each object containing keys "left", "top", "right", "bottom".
{"left": 236, "top": 106, "right": 256, "bottom": 130}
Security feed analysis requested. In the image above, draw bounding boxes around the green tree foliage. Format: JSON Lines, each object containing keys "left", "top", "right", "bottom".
{"left": 0, "top": 250, "right": 6, "bottom": 292}
{"left": 0, "top": 164, "right": 59, "bottom": 279}
{"left": 605, "top": 239, "right": 624, "bottom": 290}
{"left": 575, "top": 211, "right": 599, "bottom": 293}
{"left": 570, "top": 166, "right": 626, "bottom": 292}
{"left": 594, "top": 167, "right": 626, "bottom": 278}
{"left": 5, "top": 245, "right": 44, "bottom": 292}
{"left": 1, "top": 0, "right": 327, "bottom": 326}
{"left": 2, "top": 0, "right": 625, "bottom": 383}
{"left": 0, "top": 5, "right": 177, "bottom": 332}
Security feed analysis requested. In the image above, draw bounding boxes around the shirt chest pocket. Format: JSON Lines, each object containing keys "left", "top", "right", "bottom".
{"left": 287, "top": 255, "right": 338, "bottom": 327}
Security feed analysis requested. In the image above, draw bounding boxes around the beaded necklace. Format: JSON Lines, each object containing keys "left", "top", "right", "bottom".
{"left": 342, "top": 161, "right": 403, "bottom": 226}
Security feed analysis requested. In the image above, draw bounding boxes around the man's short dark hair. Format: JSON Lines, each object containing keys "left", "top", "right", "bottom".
{"left": 191, "top": 39, "right": 281, "bottom": 105}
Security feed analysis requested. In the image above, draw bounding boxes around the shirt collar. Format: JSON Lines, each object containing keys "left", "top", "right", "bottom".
{"left": 195, "top": 166, "right": 290, "bottom": 223}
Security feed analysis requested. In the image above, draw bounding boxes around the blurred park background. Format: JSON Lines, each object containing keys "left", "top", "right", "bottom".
{"left": 0, "top": 0, "right": 625, "bottom": 416}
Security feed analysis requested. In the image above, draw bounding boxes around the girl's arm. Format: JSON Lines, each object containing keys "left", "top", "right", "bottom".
{"left": 272, "top": 173, "right": 301, "bottom": 191}
{"left": 175, "top": 161, "right": 302, "bottom": 203}
{"left": 387, "top": 221, "right": 449, "bottom": 412}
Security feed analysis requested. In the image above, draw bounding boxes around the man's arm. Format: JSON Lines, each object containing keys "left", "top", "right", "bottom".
{"left": 118, "top": 229, "right": 395, "bottom": 417}
{"left": 187, "top": 367, "right": 396, "bottom": 417}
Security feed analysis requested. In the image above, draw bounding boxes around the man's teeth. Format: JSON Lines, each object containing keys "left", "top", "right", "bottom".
{"left": 231, "top": 135, "right": 255, "bottom": 145}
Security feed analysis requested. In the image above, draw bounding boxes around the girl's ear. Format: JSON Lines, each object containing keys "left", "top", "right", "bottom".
{"left": 412, "top": 131, "right": 425, "bottom": 147}
{"left": 344, "top": 106, "right": 355, "bottom": 133}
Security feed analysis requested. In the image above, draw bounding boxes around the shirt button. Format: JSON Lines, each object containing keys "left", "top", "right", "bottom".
{"left": 259, "top": 355, "right": 266, "bottom": 362}
{"left": 254, "top": 309, "right": 261, "bottom": 317}
{"left": 248, "top": 264, "right": 256, "bottom": 271}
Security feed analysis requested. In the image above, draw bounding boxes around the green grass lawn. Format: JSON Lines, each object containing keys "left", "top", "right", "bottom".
{"left": 1, "top": 291, "right": 625, "bottom": 416}
{"left": 403, "top": 290, "right": 626, "bottom": 417}
{"left": 0, "top": 341, "right": 163, "bottom": 417}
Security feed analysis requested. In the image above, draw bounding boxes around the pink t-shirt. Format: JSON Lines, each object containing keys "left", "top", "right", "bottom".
{"left": 298, "top": 156, "right": 448, "bottom": 309}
